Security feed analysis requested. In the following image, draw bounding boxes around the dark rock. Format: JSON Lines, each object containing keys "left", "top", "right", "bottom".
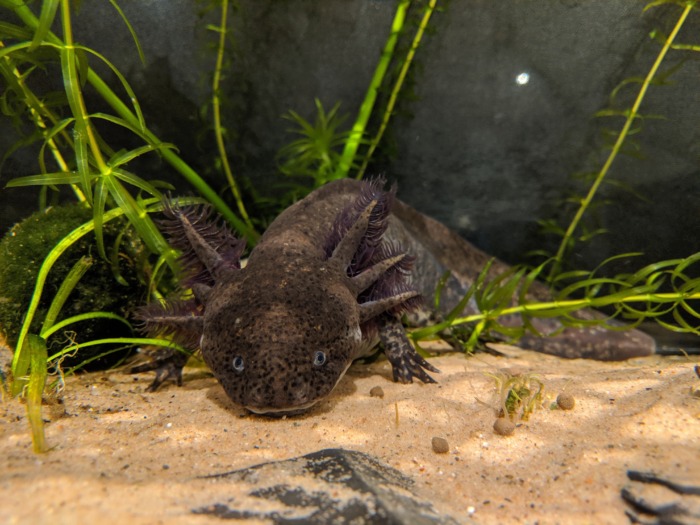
{"left": 193, "top": 448, "right": 460, "bottom": 524}
{"left": 622, "top": 470, "right": 700, "bottom": 525}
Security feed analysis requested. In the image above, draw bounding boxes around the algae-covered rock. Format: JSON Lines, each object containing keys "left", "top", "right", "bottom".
{"left": 0, "top": 203, "right": 149, "bottom": 370}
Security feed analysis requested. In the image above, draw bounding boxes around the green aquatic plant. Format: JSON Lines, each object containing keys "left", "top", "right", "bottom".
{"left": 278, "top": 0, "right": 439, "bottom": 194}
{"left": 1, "top": 0, "right": 256, "bottom": 243}
{"left": 545, "top": 0, "right": 697, "bottom": 279}
{"left": 207, "top": 0, "right": 256, "bottom": 236}
{"left": 411, "top": 251, "right": 700, "bottom": 350}
{"left": 355, "top": 0, "right": 438, "bottom": 180}
{"left": 6, "top": 197, "right": 193, "bottom": 452}
{"left": 332, "top": 0, "right": 412, "bottom": 181}
{"left": 0, "top": 204, "right": 151, "bottom": 368}
{"left": 484, "top": 370, "right": 545, "bottom": 422}
{"left": 277, "top": 99, "right": 359, "bottom": 192}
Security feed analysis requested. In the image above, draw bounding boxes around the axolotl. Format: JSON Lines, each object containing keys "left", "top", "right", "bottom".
{"left": 137, "top": 178, "right": 655, "bottom": 415}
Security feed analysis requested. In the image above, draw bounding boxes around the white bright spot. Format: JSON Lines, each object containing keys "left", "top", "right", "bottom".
{"left": 515, "top": 72, "right": 530, "bottom": 85}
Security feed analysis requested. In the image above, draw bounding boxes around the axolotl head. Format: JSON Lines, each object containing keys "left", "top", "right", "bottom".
{"left": 200, "top": 257, "right": 368, "bottom": 415}
{"left": 138, "top": 182, "right": 418, "bottom": 415}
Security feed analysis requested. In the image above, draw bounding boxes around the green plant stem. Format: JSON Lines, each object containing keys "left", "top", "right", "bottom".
{"left": 10, "top": 1, "right": 258, "bottom": 244}
{"left": 549, "top": 2, "right": 693, "bottom": 280}
{"left": 334, "top": 0, "right": 411, "bottom": 180}
{"left": 410, "top": 289, "right": 700, "bottom": 341}
{"left": 356, "top": 0, "right": 436, "bottom": 180}
{"left": 60, "top": 0, "right": 108, "bottom": 180}
{"left": 211, "top": 0, "right": 256, "bottom": 236}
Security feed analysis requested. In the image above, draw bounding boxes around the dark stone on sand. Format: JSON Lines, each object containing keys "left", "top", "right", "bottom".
{"left": 193, "top": 448, "right": 460, "bottom": 524}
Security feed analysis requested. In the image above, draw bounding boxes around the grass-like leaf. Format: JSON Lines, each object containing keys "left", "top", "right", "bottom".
{"left": 29, "top": 0, "right": 59, "bottom": 52}
{"left": 6, "top": 171, "right": 81, "bottom": 186}
{"left": 108, "top": 143, "right": 177, "bottom": 168}
{"left": 41, "top": 255, "right": 93, "bottom": 335}
{"left": 333, "top": 0, "right": 411, "bottom": 179}
{"left": 112, "top": 168, "right": 163, "bottom": 198}
{"left": 108, "top": 0, "right": 146, "bottom": 66}
{"left": 47, "top": 337, "right": 188, "bottom": 363}
{"left": 41, "top": 311, "right": 132, "bottom": 340}
{"left": 26, "top": 334, "right": 48, "bottom": 453}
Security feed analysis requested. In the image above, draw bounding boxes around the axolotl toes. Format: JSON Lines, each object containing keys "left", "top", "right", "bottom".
{"left": 136, "top": 178, "right": 655, "bottom": 415}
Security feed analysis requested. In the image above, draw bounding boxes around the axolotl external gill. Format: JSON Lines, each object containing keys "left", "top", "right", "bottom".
{"left": 137, "top": 179, "right": 655, "bottom": 415}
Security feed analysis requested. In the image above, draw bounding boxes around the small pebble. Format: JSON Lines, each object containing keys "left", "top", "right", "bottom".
{"left": 493, "top": 418, "right": 515, "bottom": 436}
{"left": 369, "top": 386, "right": 384, "bottom": 398}
{"left": 557, "top": 393, "right": 575, "bottom": 410}
{"left": 431, "top": 436, "right": 449, "bottom": 454}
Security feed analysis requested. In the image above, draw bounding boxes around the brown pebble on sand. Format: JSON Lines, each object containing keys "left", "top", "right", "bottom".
{"left": 369, "top": 386, "right": 384, "bottom": 398}
{"left": 431, "top": 436, "right": 449, "bottom": 454}
{"left": 557, "top": 393, "right": 575, "bottom": 410}
{"left": 493, "top": 418, "right": 515, "bottom": 436}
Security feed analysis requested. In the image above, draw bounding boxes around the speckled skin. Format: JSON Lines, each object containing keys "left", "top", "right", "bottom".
{"left": 138, "top": 179, "right": 655, "bottom": 415}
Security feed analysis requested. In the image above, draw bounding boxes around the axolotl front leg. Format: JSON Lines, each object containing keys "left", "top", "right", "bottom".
{"left": 378, "top": 316, "right": 439, "bottom": 383}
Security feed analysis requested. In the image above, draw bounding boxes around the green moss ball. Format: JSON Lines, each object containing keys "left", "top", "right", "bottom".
{"left": 0, "top": 203, "right": 149, "bottom": 370}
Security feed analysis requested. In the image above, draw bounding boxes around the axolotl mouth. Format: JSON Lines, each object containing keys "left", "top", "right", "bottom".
{"left": 241, "top": 361, "right": 354, "bottom": 417}
{"left": 244, "top": 402, "right": 320, "bottom": 417}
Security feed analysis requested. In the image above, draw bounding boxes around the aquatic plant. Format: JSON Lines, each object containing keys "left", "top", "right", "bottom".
{"left": 277, "top": 99, "right": 358, "bottom": 193}
{"left": 206, "top": 0, "right": 256, "bottom": 235}
{"left": 278, "top": 0, "right": 439, "bottom": 193}
{"left": 411, "top": 250, "right": 700, "bottom": 350}
{"left": 0, "top": 204, "right": 149, "bottom": 370}
{"left": 543, "top": 0, "right": 697, "bottom": 279}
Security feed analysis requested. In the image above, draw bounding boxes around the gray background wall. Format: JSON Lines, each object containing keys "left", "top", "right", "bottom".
{"left": 1, "top": 0, "right": 699, "bottom": 272}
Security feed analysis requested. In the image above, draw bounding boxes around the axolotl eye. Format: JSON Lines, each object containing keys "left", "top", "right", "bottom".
{"left": 232, "top": 356, "right": 244, "bottom": 372}
{"left": 313, "top": 350, "right": 327, "bottom": 367}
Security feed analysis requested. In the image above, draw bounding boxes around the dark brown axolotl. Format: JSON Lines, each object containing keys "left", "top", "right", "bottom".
{"left": 137, "top": 178, "right": 654, "bottom": 415}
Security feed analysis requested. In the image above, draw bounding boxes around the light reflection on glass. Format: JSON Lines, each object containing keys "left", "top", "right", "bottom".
{"left": 516, "top": 72, "right": 530, "bottom": 85}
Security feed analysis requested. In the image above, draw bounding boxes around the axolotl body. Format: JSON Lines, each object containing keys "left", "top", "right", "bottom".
{"left": 138, "top": 179, "right": 655, "bottom": 415}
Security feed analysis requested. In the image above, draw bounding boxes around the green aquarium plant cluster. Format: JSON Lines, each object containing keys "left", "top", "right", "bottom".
{"left": 1, "top": 0, "right": 699, "bottom": 454}
{"left": 0, "top": 203, "right": 149, "bottom": 371}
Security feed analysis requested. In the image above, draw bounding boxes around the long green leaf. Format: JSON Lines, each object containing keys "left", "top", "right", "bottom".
{"left": 41, "top": 256, "right": 93, "bottom": 335}
{"left": 90, "top": 112, "right": 166, "bottom": 150}
{"left": 26, "top": 334, "right": 48, "bottom": 453}
{"left": 334, "top": 0, "right": 410, "bottom": 180}
{"left": 108, "top": 0, "right": 146, "bottom": 65}
{"left": 103, "top": 175, "right": 172, "bottom": 260}
{"left": 11, "top": 4, "right": 250, "bottom": 241}
{"left": 0, "top": 21, "right": 33, "bottom": 40}
{"left": 6, "top": 171, "right": 81, "bottom": 186}
{"left": 29, "top": 0, "right": 60, "bottom": 52}
{"left": 72, "top": 44, "right": 146, "bottom": 130}
{"left": 108, "top": 143, "right": 177, "bottom": 168}
{"left": 48, "top": 337, "right": 189, "bottom": 362}
{"left": 112, "top": 167, "right": 163, "bottom": 198}
{"left": 42, "top": 311, "right": 132, "bottom": 339}
{"left": 0, "top": 41, "right": 33, "bottom": 61}
{"left": 93, "top": 177, "right": 108, "bottom": 260}
{"left": 38, "top": 116, "right": 75, "bottom": 171}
